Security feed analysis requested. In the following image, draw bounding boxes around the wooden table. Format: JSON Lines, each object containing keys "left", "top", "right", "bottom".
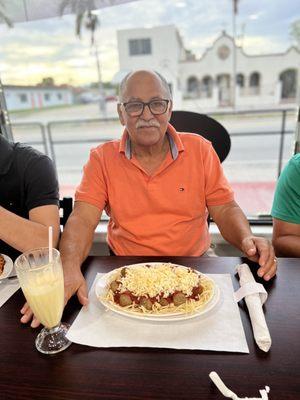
{"left": 0, "top": 256, "right": 299, "bottom": 400}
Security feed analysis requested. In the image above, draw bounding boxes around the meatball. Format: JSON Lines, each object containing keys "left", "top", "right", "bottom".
{"left": 110, "top": 281, "right": 119, "bottom": 293}
{"left": 139, "top": 297, "right": 153, "bottom": 311}
{"left": 173, "top": 292, "right": 187, "bottom": 306}
{"left": 159, "top": 298, "right": 169, "bottom": 307}
{"left": 192, "top": 285, "right": 203, "bottom": 297}
{"left": 119, "top": 293, "right": 132, "bottom": 307}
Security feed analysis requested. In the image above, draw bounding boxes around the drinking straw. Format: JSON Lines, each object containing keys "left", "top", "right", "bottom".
{"left": 48, "top": 226, "right": 53, "bottom": 263}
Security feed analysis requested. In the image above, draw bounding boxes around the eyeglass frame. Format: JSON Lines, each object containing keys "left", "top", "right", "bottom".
{"left": 119, "top": 99, "right": 171, "bottom": 117}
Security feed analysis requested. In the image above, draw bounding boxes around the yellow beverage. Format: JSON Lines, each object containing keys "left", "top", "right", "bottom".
{"left": 22, "top": 266, "right": 64, "bottom": 329}
{"left": 15, "top": 248, "right": 71, "bottom": 354}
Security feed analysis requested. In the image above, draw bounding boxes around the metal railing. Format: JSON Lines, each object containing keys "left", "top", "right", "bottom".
{"left": 10, "top": 108, "right": 296, "bottom": 174}
{"left": 10, "top": 121, "right": 49, "bottom": 156}
{"left": 9, "top": 107, "right": 297, "bottom": 223}
{"left": 208, "top": 108, "right": 295, "bottom": 177}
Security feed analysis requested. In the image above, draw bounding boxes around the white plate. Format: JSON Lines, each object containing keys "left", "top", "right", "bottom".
{"left": 0, "top": 254, "right": 14, "bottom": 280}
{"left": 95, "top": 262, "right": 221, "bottom": 321}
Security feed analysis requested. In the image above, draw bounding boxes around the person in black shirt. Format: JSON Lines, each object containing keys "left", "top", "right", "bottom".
{"left": 0, "top": 134, "right": 60, "bottom": 326}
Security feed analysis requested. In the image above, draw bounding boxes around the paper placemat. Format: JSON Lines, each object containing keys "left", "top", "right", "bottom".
{"left": 0, "top": 279, "right": 20, "bottom": 308}
{"left": 67, "top": 273, "right": 249, "bottom": 353}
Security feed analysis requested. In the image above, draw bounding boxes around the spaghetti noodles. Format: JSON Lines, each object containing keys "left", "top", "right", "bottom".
{"left": 100, "top": 263, "right": 215, "bottom": 315}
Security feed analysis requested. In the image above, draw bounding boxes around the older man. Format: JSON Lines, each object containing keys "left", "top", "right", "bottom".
{"left": 0, "top": 134, "right": 60, "bottom": 327}
{"left": 59, "top": 69, "right": 277, "bottom": 307}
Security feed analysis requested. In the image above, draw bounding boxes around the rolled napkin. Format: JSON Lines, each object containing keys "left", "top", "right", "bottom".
{"left": 234, "top": 264, "right": 271, "bottom": 352}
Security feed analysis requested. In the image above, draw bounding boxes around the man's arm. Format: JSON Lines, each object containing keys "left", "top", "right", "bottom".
{"left": 0, "top": 205, "right": 60, "bottom": 252}
{"left": 272, "top": 217, "right": 300, "bottom": 257}
{"left": 59, "top": 201, "right": 102, "bottom": 306}
{"left": 208, "top": 200, "right": 276, "bottom": 280}
{"left": 3, "top": 204, "right": 61, "bottom": 328}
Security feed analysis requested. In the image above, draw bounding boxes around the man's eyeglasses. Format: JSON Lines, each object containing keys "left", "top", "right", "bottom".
{"left": 120, "top": 99, "right": 170, "bottom": 117}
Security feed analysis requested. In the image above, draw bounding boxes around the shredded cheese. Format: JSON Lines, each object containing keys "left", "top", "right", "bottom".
{"left": 119, "top": 263, "right": 200, "bottom": 297}
{"left": 102, "top": 263, "right": 215, "bottom": 316}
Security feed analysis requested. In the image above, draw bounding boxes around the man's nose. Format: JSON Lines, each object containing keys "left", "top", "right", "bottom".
{"left": 140, "top": 104, "right": 153, "bottom": 119}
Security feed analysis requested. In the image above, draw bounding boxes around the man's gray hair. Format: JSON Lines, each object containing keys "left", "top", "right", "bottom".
{"left": 118, "top": 70, "right": 172, "bottom": 102}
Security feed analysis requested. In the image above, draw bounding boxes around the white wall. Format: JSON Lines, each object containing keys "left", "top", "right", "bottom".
{"left": 4, "top": 87, "right": 73, "bottom": 111}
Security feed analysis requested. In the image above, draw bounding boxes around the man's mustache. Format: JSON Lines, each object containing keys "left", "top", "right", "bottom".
{"left": 136, "top": 119, "right": 160, "bottom": 129}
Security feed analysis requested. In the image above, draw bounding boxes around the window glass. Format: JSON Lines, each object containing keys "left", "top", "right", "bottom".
{"left": 0, "top": 0, "right": 299, "bottom": 218}
{"left": 19, "top": 93, "right": 28, "bottom": 103}
{"left": 129, "top": 38, "right": 152, "bottom": 55}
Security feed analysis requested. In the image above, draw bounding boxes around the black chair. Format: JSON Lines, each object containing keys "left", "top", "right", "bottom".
{"left": 170, "top": 111, "right": 231, "bottom": 230}
{"left": 170, "top": 110, "right": 231, "bottom": 162}
{"left": 59, "top": 197, "right": 73, "bottom": 226}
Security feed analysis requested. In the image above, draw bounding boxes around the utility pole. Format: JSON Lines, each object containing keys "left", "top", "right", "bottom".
{"left": 232, "top": 0, "right": 238, "bottom": 110}
{"left": 93, "top": 42, "right": 106, "bottom": 118}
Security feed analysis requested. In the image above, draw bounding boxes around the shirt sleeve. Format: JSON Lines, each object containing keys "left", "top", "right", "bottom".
{"left": 202, "top": 141, "right": 234, "bottom": 206}
{"left": 24, "top": 155, "right": 59, "bottom": 211}
{"left": 271, "top": 156, "right": 300, "bottom": 224}
{"left": 75, "top": 147, "right": 107, "bottom": 211}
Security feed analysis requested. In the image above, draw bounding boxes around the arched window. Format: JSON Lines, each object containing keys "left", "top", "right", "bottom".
{"left": 249, "top": 72, "right": 260, "bottom": 87}
{"left": 187, "top": 76, "right": 199, "bottom": 94}
{"left": 279, "top": 69, "right": 297, "bottom": 99}
{"left": 202, "top": 75, "right": 213, "bottom": 97}
{"left": 236, "top": 73, "right": 244, "bottom": 87}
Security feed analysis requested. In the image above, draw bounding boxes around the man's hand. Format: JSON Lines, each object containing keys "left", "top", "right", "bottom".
{"left": 63, "top": 267, "right": 89, "bottom": 306}
{"left": 241, "top": 236, "right": 277, "bottom": 281}
{"left": 20, "top": 302, "right": 40, "bottom": 328}
{"left": 20, "top": 268, "right": 88, "bottom": 328}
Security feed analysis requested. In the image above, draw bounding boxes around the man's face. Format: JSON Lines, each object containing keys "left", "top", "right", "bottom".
{"left": 117, "top": 72, "right": 172, "bottom": 148}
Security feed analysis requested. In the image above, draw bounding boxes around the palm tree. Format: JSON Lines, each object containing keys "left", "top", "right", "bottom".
{"left": 59, "top": 0, "right": 99, "bottom": 45}
{"left": 0, "top": 0, "right": 13, "bottom": 27}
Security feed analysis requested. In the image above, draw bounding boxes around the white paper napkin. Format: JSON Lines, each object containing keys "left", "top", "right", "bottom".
{"left": 235, "top": 264, "right": 271, "bottom": 352}
{"left": 67, "top": 273, "right": 249, "bottom": 353}
{"left": 0, "top": 278, "right": 20, "bottom": 308}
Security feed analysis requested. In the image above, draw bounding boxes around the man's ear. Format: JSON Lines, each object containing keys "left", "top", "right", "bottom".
{"left": 117, "top": 103, "right": 125, "bottom": 126}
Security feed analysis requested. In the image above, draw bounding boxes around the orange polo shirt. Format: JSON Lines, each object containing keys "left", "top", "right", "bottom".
{"left": 75, "top": 123, "right": 234, "bottom": 256}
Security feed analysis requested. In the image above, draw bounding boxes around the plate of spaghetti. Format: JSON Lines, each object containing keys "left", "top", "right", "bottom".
{"left": 95, "top": 262, "right": 220, "bottom": 321}
{"left": 0, "top": 254, "right": 14, "bottom": 280}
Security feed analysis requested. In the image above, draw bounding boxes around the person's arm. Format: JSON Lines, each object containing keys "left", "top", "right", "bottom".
{"left": 0, "top": 205, "right": 60, "bottom": 252}
{"left": 272, "top": 217, "right": 300, "bottom": 257}
{"left": 209, "top": 200, "right": 277, "bottom": 280}
{"left": 11, "top": 205, "right": 60, "bottom": 328}
{"left": 59, "top": 201, "right": 102, "bottom": 306}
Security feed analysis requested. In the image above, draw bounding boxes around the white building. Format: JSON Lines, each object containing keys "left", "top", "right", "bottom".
{"left": 3, "top": 85, "right": 73, "bottom": 111}
{"left": 116, "top": 25, "right": 185, "bottom": 108}
{"left": 116, "top": 25, "right": 300, "bottom": 110}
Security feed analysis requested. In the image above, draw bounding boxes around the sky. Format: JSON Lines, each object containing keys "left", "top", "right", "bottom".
{"left": 0, "top": 0, "right": 299, "bottom": 86}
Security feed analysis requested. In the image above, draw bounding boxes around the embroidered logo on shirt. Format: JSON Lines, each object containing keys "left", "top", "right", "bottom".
{"left": 179, "top": 187, "right": 185, "bottom": 192}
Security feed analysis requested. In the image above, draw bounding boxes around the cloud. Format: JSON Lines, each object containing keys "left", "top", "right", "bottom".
{"left": 1, "top": 0, "right": 298, "bottom": 85}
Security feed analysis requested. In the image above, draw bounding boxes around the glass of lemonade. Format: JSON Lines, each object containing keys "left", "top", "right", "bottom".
{"left": 15, "top": 247, "right": 72, "bottom": 354}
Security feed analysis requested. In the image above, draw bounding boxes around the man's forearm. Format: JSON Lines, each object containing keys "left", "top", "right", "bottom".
{"left": 212, "top": 203, "right": 253, "bottom": 251}
{"left": 273, "top": 235, "right": 300, "bottom": 257}
{"left": 59, "top": 214, "right": 95, "bottom": 273}
{"left": 0, "top": 206, "right": 58, "bottom": 252}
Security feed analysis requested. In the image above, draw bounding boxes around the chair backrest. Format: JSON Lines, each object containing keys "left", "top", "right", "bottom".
{"left": 59, "top": 197, "right": 73, "bottom": 226}
{"left": 170, "top": 111, "right": 231, "bottom": 162}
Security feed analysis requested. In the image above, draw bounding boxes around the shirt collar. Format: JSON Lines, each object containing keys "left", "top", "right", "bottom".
{"left": 0, "top": 135, "right": 15, "bottom": 175}
{"left": 119, "top": 123, "right": 184, "bottom": 160}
